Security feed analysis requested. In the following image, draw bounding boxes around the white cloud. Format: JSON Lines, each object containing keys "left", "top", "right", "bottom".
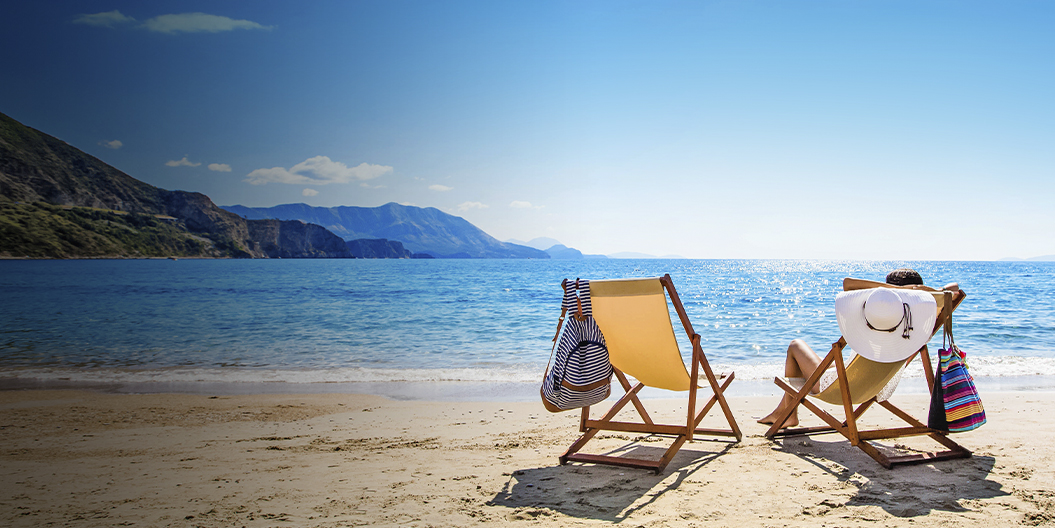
{"left": 429, "top": 184, "right": 453, "bottom": 192}
{"left": 244, "top": 156, "right": 392, "bottom": 186}
{"left": 74, "top": 10, "right": 135, "bottom": 28}
{"left": 509, "top": 200, "right": 538, "bottom": 209}
{"left": 360, "top": 183, "right": 386, "bottom": 189}
{"left": 99, "top": 139, "right": 123, "bottom": 150}
{"left": 457, "top": 202, "right": 489, "bottom": 212}
{"left": 141, "top": 13, "right": 273, "bottom": 34}
{"left": 302, "top": 188, "right": 319, "bottom": 197}
{"left": 208, "top": 163, "right": 232, "bottom": 172}
{"left": 166, "top": 156, "right": 201, "bottom": 167}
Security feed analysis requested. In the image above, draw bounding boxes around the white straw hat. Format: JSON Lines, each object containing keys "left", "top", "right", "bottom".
{"left": 835, "top": 287, "right": 937, "bottom": 363}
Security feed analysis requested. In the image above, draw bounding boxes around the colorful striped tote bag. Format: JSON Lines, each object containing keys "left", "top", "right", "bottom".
{"left": 928, "top": 316, "right": 985, "bottom": 432}
{"left": 937, "top": 346, "right": 986, "bottom": 432}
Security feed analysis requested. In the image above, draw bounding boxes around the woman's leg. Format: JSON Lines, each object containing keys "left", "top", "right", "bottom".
{"left": 757, "top": 339, "right": 823, "bottom": 428}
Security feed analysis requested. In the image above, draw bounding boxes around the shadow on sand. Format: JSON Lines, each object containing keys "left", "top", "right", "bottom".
{"left": 770, "top": 435, "right": 1007, "bottom": 517}
{"left": 489, "top": 438, "right": 735, "bottom": 522}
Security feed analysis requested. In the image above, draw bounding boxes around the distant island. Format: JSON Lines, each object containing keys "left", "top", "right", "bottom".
{"left": 505, "top": 238, "right": 607, "bottom": 259}
{"left": 998, "top": 255, "right": 1055, "bottom": 262}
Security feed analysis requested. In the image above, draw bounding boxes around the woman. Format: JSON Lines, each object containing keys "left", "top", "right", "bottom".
{"left": 758, "top": 268, "right": 957, "bottom": 428}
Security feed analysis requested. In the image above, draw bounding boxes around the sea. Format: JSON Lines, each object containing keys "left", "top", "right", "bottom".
{"left": 2, "top": 259, "right": 1054, "bottom": 400}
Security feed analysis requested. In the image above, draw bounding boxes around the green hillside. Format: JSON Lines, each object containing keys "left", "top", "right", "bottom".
{"left": 0, "top": 202, "right": 235, "bottom": 258}
{"left": 0, "top": 111, "right": 352, "bottom": 259}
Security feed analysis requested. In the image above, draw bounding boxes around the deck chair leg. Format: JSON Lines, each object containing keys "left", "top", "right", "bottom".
{"left": 698, "top": 348, "right": 742, "bottom": 441}
{"left": 560, "top": 428, "right": 601, "bottom": 464}
{"left": 928, "top": 433, "right": 972, "bottom": 458}
{"left": 875, "top": 400, "right": 972, "bottom": 465}
{"left": 655, "top": 436, "right": 688, "bottom": 474}
{"left": 692, "top": 374, "right": 738, "bottom": 435}
{"left": 857, "top": 441, "right": 894, "bottom": 469}
{"left": 560, "top": 378, "right": 645, "bottom": 464}
{"left": 560, "top": 367, "right": 738, "bottom": 472}
{"left": 614, "top": 369, "right": 653, "bottom": 426}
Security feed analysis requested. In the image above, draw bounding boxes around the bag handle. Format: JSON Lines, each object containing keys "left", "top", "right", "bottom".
{"left": 573, "top": 278, "right": 586, "bottom": 321}
{"left": 542, "top": 305, "right": 567, "bottom": 383}
{"left": 941, "top": 290, "right": 965, "bottom": 362}
{"left": 544, "top": 277, "right": 576, "bottom": 383}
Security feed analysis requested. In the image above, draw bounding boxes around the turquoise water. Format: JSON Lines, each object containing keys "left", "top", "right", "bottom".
{"left": 1, "top": 259, "right": 1054, "bottom": 388}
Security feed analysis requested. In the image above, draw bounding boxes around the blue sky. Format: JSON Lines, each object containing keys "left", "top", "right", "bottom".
{"left": 2, "top": 1, "right": 1052, "bottom": 260}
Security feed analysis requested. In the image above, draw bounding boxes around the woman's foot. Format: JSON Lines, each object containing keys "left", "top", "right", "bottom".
{"left": 757, "top": 411, "right": 798, "bottom": 429}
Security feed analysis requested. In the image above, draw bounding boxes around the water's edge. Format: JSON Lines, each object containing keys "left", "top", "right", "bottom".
{"left": 3, "top": 375, "right": 1053, "bottom": 402}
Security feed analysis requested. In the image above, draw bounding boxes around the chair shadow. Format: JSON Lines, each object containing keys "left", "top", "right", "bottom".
{"left": 488, "top": 438, "right": 735, "bottom": 522}
{"left": 770, "top": 435, "right": 1007, "bottom": 517}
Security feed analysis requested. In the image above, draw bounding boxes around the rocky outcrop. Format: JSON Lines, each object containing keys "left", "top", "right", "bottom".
{"left": 346, "top": 238, "right": 412, "bottom": 259}
{"left": 248, "top": 219, "right": 353, "bottom": 258}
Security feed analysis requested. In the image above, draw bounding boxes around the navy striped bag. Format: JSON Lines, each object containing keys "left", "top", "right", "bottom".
{"left": 541, "top": 279, "right": 613, "bottom": 413}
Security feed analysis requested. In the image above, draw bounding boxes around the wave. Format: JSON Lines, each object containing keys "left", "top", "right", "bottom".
{"left": 4, "top": 355, "right": 1055, "bottom": 385}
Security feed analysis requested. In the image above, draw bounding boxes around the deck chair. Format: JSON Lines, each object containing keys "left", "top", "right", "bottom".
{"left": 764, "top": 278, "right": 971, "bottom": 468}
{"left": 559, "top": 275, "right": 742, "bottom": 474}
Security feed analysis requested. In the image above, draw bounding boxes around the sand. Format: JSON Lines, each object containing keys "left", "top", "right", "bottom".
{"left": 1, "top": 388, "right": 1053, "bottom": 527}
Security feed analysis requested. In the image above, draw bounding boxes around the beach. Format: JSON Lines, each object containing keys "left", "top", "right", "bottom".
{"left": 2, "top": 389, "right": 1052, "bottom": 527}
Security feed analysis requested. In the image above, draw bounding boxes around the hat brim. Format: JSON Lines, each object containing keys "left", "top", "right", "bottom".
{"left": 835, "top": 288, "right": 937, "bottom": 363}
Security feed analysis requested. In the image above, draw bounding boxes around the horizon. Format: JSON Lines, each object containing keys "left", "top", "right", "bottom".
{"left": 2, "top": 1, "right": 1052, "bottom": 260}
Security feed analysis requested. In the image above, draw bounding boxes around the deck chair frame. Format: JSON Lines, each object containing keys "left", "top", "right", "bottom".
{"left": 559, "top": 274, "right": 742, "bottom": 474}
{"left": 764, "top": 285, "right": 971, "bottom": 469}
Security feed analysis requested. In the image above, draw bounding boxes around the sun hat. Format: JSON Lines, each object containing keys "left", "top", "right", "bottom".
{"left": 835, "top": 287, "right": 937, "bottom": 363}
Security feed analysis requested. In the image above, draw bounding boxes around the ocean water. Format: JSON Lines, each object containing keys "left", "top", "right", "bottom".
{"left": 1, "top": 259, "right": 1054, "bottom": 394}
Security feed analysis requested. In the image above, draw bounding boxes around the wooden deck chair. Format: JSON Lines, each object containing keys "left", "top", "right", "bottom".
{"left": 764, "top": 278, "right": 972, "bottom": 468}
{"left": 559, "top": 275, "right": 742, "bottom": 474}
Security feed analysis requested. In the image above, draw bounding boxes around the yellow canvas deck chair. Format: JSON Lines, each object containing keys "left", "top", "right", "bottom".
{"left": 764, "top": 278, "right": 971, "bottom": 468}
{"left": 559, "top": 275, "right": 742, "bottom": 473}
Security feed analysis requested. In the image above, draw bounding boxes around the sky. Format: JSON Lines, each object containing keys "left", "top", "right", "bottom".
{"left": 1, "top": 1, "right": 1053, "bottom": 260}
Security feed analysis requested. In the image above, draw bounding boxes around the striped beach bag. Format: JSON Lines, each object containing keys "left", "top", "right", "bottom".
{"left": 541, "top": 279, "right": 613, "bottom": 413}
{"left": 928, "top": 316, "right": 986, "bottom": 432}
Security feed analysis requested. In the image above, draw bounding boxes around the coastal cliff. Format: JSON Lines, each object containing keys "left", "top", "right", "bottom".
{"left": 346, "top": 238, "right": 413, "bottom": 259}
{"left": 0, "top": 111, "right": 351, "bottom": 259}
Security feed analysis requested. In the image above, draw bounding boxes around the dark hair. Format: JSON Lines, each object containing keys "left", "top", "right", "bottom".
{"left": 886, "top": 268, "right": 923, "bottom": 286}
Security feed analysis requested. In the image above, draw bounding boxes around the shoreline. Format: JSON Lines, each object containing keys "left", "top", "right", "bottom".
{"left": 1, "top": 389, "right": 1052, "bottom": 527}
{"left": 3, "top": 374, "right": 1055, "bottom": 400}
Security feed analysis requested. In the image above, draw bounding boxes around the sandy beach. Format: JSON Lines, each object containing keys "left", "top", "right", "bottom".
{"left": 1, "top": 388, "right": 1052, "bottom": 527}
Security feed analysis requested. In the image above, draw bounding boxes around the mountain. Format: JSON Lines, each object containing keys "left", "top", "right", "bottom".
{"left": 518, "top": 237, "right": 563, "bottom": 251}
{"left": 0, "top": 111, "right": 351, "bottom": 259}
{"left": 223, "top": 203, "right": 548, "bottom": 259}
{"left": 504, "top": 237, "right": 606, "bottom": 259}
{"left": 544, "top": 244, "right": 583, "bottom": 259}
